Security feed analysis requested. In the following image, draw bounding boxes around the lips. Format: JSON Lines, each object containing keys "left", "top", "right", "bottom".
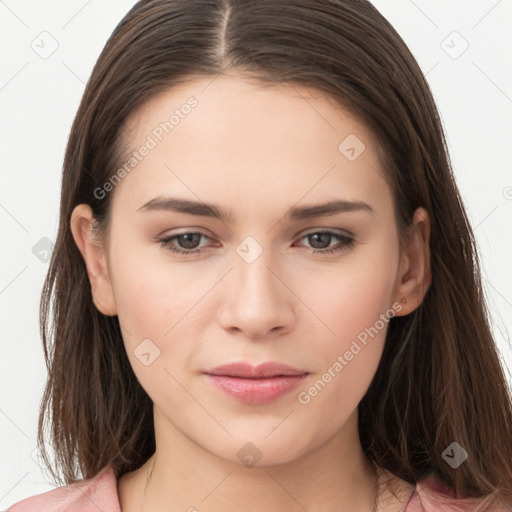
{"left": 203, "top": 362, "right": 309, "bottom": 404}
{"left": 206, "top": 362, "right": 308, "bottom": 378}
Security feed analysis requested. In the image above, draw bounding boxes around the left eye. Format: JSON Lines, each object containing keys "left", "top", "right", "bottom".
{"left": 157, "top": 230, "right": 355, "bottom": 256}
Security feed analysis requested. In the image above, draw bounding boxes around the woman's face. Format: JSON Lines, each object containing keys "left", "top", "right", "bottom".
{"left": 77, "top": 74, "right": 429, "bottom": 466}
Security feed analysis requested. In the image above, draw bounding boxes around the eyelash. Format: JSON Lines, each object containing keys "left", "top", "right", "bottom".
{"left": 157, "top": 230, "right": 355, "bottom": 257}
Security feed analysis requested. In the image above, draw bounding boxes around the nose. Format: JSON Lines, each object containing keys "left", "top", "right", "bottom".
{"left": 218, "top": 248, "right": 296, "bottom": 340}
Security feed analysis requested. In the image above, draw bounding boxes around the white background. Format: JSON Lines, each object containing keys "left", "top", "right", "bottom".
{"left": 1, "top": 0, "right": 511, "bottom": 508}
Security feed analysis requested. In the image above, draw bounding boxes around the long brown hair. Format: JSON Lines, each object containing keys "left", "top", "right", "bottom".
{"left": 38, "top": 0, "right": 512, "bottom": 508}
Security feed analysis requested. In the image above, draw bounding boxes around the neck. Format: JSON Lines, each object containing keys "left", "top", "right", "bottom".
{"left": 118, "top": 407, "right": 413, "bottom": 512}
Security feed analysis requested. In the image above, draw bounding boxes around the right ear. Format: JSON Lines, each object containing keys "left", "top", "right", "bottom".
{"left": 70, "top": 204, "right": 117, "bottom": 316}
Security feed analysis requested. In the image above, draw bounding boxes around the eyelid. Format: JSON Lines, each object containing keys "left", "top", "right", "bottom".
{"left": 156, "top": 226, "right": 214, "bottom": 238}
{"left": 298, "top": 227, "right": 354, "bottom": 238}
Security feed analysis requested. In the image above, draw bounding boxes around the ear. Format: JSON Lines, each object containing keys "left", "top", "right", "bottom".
{"left": 393, "top": 207, "right": 432, "bottom": 316}
{"left": 70, "top": 204, "right": 117, "bottom": 316}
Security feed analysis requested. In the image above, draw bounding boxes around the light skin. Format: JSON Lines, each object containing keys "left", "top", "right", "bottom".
{"left": 70, "top": 73, "right": 431, "bottom": 511}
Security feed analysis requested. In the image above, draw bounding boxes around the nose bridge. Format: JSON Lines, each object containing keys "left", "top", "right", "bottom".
{"left": 233, "top": 233, "right": 282, "bottom": 304}
{"left": 219, "top": 234, "right": 294, "bottom": 337}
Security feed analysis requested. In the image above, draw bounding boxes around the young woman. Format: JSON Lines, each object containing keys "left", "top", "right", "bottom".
{"left": 7, "top": 0, "right": 512, "bottom": 511}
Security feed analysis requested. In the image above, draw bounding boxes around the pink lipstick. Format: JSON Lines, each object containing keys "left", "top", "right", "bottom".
{"left": 204, "top": 362, "right": 309, "bottom": 404}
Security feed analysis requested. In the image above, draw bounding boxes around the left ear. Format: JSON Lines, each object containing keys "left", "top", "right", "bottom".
{"left": 393, "top": 207, "right": 432, "bottom": 316}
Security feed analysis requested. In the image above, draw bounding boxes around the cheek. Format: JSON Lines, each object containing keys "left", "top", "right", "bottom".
{"left": 109, "top": 253, "right": 199, "bottom": 403}
{"left": 305, "top": 251, "right": 397, "bottom": 346}
{"left": 110, "top": 238, "right": 206, "bottom": 335}
{"left": 108, "top": 241, "right": 220, "bottom": 393}
{"left": 292, "top": 248, "right": 397, "bottom": 409}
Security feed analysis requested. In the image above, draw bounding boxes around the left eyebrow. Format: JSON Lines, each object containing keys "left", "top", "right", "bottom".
{"left": 286, "top": 199, "right": 375, "bottom": 220}
{"left": 137, "top": 196, "right": 375, "bottom": 222}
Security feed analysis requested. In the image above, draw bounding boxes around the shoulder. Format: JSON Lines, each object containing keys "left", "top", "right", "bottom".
{"left": 5, "top": 466, "right": 121, "bottom": 512}
{"left": 405, "top": 474, "right": 512, "bottom": 512}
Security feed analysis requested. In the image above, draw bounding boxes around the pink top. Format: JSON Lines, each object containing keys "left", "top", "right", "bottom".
{"left": 6, "top": 466, "right": 511, "bottom": 511}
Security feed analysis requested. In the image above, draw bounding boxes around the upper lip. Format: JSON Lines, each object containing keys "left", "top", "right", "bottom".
{"left": 205, "top": 362, "right": 309, "bottom": 378}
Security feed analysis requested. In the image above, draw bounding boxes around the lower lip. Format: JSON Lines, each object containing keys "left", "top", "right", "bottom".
{"left": 205, "top": 374, "right": 308, "bottom": 404}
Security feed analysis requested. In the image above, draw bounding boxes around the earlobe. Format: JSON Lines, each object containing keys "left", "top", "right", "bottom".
{"left": 70, "top": 204, "right": 117, "bottom": 316}
{"left": 393, "top": 207, "right": 432, "bottom": 316}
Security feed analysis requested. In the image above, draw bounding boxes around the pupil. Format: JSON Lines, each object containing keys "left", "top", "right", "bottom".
{"left": 310, "top": 233, "right": 330, "bottom": 249}
{"left": 180, "top": 233, "right": 200, "bottom": 249}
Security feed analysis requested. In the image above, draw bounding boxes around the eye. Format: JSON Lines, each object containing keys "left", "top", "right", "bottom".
{"left": 158, "top": 232, "right": 211, "bottom": 256}
{"left": 157, "top": 230, "right": 355, "bottom": 256}
{"left": 295, "top": 230, "right": 355, "bottom": 254}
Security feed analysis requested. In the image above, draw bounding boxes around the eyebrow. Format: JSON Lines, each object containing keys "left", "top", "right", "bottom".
{"left": 137, "top": 196, "right": 375, "bottom": 221}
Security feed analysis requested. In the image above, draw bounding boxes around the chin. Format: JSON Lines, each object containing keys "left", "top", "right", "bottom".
{"left": 200, "top": 425, "right": 317, "bottom": 468}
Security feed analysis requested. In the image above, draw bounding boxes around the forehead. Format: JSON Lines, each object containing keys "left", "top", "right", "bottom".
{"left": 111, "top": 73, "right": 391, "bottom": 219}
